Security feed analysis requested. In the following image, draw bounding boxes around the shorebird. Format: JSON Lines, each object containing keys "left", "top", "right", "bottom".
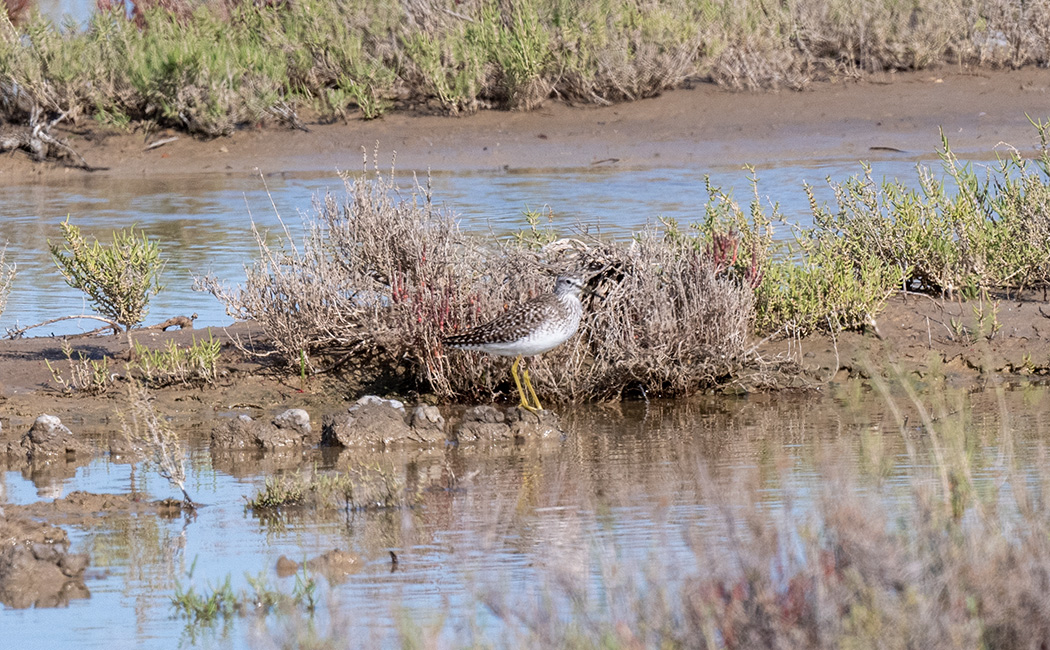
{"left": 442, "top": 274, "right": 585, "bottom": 412}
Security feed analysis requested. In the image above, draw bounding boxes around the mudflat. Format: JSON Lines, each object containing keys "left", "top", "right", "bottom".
{"left": 2, "top": 68, "right": 1048, "bottom": 182}
{"left": 1, "top": 67, "right": 1049, "bottom": 417}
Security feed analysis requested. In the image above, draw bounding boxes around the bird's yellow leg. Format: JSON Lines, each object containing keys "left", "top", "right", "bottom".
{"left": 522, "top": 365, "right": 543, "bottom": 412}
{"left": 511, "top": 356, "right": 536, "bottom": 411}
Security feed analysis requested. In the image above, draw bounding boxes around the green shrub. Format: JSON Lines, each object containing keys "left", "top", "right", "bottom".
{"left": 130, "top": 333, "right": 221, "bottom": 386}
{"left": 49, "top": 219, "right": 165, "bottom": 331}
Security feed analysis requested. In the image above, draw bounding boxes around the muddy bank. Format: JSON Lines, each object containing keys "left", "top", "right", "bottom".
{"left": 2, "top": 69, "right": 1049, "bottom": 183}
{"left": 0, "top": 512, "right": 89, "bottom": 609}
{"left": 1, "top": 290, "right": 1048, "bottom": 436}
{"left": 3, "top": 68, "right": 1050, "bottom": 615}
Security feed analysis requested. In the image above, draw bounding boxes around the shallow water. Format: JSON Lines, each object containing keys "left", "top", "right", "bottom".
{"left": 3, "top": 384, "right": 1050, "bottom": 648}
{"left": 0, "top": 155, "right": 956, "bottom": 336}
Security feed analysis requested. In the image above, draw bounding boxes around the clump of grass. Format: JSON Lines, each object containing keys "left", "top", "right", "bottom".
{"left": 560, "top": 223, "right": 758, "bottom": 399}
{"left": 173, "top": 562, "right": 318, "bottom": 626}
{"left": 45, "top": 340, "right": 116, "bottom": 394}
{"left": 49, "top": 219, "right": 165, "bottom": 332}
{"left": 130, "top": 333, "right": 221, "bottom": 387}
{"left": 741, "top": 126, "right": 1050, "bottom": 336}
{"left": 246, "top": 463, "right": 418, "bottom": 513}
{"left": 763, "top": 125, "right": 1050, "bottom": 339}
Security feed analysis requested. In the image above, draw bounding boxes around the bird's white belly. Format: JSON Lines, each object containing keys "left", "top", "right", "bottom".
{"left": 465, "top": 318, "right": 578, "bottom": 357}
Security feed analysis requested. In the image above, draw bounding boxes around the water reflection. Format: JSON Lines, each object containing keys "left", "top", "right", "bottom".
{"left": 2, "top": 383, "right": 1050, "bottom": 646}
{"left": 0, "top": 160, "right": 938, "bottom": 335}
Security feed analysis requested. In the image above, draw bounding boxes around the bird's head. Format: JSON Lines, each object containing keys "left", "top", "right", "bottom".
{"left": 553, "top": 274, "right": 585, "bottom": 298}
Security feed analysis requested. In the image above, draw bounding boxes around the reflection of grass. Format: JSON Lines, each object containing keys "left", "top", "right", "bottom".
{"left": 246, "top": 464, "right": 419, "bottom": 513}
{"left": 120, "top": 380, "right": 195, "bottom": 507}
{"left": 241, "top": 379, "right": 1050, "bottom": 648}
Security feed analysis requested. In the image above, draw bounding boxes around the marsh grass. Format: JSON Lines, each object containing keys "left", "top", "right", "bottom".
{"left": 201, "top": 157, "right": 758, "bottom": 402}
{"left": 130, "top": 333, "right": 221, "bottom": 387}
{"left": 45, "top": 339, "right": 115, "bottom": 394}
{"left": 246, "top": 463, "right": 419, "bottom": 513}
{"left": 735, "top": 126, "right": 1050, "bottom": 336}
{"left": 173, "top": 562, "right": 318, "bottom": 626}
{"left": 802, "top": 133, "right": 1050, "bottom": 300}
{"left": 6, "top": 0, "right": 1050, "bottom": 132}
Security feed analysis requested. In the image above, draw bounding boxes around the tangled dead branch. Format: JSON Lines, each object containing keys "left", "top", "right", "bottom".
{"left": 200, "top": 159, "right": 758, "bottom": 402}
{"left": 0, "top": 106, "right": 98, "bottom": 169}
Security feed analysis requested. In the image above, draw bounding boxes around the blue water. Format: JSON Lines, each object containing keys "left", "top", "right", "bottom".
{"left": 1, "top": 387, "right": 1048, "bottom": 648}
{"left": 0, "top": 158, "right": 951, "bottom": 337}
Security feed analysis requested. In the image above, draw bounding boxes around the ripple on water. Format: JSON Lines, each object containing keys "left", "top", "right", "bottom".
{"left": 3, "top": 384, "right": 1050, "bottom": 646}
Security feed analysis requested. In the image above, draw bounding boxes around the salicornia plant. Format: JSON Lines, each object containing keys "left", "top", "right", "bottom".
{"left": 49, "top": 219, "right": 165, "bottom": 331}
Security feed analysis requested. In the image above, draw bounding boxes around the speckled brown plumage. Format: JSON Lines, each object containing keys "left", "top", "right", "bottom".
{"left": 442, "top": 275, "right": 584, "bottom": 357}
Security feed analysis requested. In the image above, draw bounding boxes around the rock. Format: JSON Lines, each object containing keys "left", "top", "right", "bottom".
{"left": 11, "top": 415, "right": 91, "bottom": 461}
{"left": 453, "top": 405, "right": 510, "bottom": 441}
{"left": 304, "top": 549, "right": 361, "bottom": 584}
{"left": 321, "top": 397, "right": 444, "bottom": 448}
{"left": 453, "top": 405, "right": 563, "bottom": 442}
{"left": 411, "top": 404, "right": 446, "bottom": 439}
{"left": 211, "top": 414, "right": 258, "bottom": 449}
{"left": 275, "top": 555, "right": 299, "bottom": 577}
{"left": 273, "top": 408, "right": 316, "bottom": 444}
{"left": 211, "top": 409, "right": 314, "bottom": 450}
{"left": 322, "top": 400, "right": 412, "bottom": 448}
{"left": 0, "top": 515, "right": 90, "bottom": 608}
{"left": 257, "top": 408, "right": 315, "bottom": 450}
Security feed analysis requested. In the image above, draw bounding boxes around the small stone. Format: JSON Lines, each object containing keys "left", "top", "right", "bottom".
{"left": 321, "top": 400, "right": 414, "bottom": 448}
{"left": 20, "top": 415, "right": 90, "bottom": 460}
{"left": 275, "top": 555, "right": 299, "bottom": 577}
{"left": 409, "top": 404, "right": 446, "bottom": 443}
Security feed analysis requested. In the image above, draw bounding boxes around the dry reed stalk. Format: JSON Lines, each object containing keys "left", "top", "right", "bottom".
{"left": 120, "top": 380, "right": 194, "bottom": 506}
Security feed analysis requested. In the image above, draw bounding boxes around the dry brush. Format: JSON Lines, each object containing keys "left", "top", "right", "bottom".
{"left": 199, "top": 162, "right": 758, "bottom": 402}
